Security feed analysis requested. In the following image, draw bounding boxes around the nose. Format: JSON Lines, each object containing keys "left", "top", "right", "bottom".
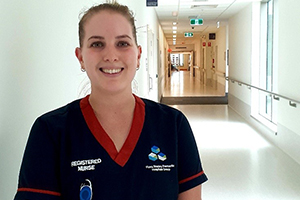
{"left": 103, "top": 45, "right": 118, "bottom": 62}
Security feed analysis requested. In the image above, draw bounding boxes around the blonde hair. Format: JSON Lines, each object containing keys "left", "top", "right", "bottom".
{"left": 78, "top": 2, "right": 137, "bottom": 47}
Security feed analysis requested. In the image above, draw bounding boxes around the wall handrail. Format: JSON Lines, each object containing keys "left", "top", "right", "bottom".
{"left": 226, "top": 77, "right": 299, "bottom": 108}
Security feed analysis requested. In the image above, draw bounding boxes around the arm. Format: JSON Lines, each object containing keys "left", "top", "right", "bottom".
{"left": 178, "top": 185, "right": 202, "bottom": 200}
{"left": 14, "top": 117, "right": 61, "bottom": 199}
{"left": 176, "top": 113, "right": 207, "bottom": 199}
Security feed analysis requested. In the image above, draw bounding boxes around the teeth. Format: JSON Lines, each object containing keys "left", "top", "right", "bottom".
{"left": 101, "top": 68, "right": 122, "bottom": 74}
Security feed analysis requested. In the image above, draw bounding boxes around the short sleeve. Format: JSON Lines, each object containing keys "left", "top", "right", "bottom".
{"left": 177, "top": 113, "right": 208, "bottom": 193}
{"left": 14, "top": 117, "right": 61, "bottom": 200}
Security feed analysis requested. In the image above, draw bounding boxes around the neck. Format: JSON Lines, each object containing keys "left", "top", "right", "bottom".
{"left": 88, "top": 90, "right": 135, "bottom": 113}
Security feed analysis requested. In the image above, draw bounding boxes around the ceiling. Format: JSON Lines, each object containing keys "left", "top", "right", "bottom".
{"left": 154, "top": 0, "right": 262, "bottom": 46}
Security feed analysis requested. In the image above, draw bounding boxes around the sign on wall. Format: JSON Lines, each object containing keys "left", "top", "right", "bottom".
{"left": 184, "top": 32, "right": 194, "bottom": 37}
{"left": 147, "top": 0, "right": 158, "bottom": 6}
{"left": 190, "top": 18, "right": 203, "bottom": 25}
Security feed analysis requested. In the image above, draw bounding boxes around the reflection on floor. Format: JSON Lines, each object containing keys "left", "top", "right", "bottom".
{"left": 162, "top": 70, "right": 227, "bottom": 104}
{"left": 173, "top": 104, "right": 300, "bottom": 200}
{"left": 163, "top": 70, "right": 226, "bottom": 97}
{"left": 163, "top": 71, "right": 300, "bottom": 199}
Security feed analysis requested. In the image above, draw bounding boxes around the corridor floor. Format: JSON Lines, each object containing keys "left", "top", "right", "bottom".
{"left": 163, "top": 70, "right": 226, "bottom": 97}
{"left": 163, "top": 71, "right": 300, "bottom": 199}
{"left": 175, "top": 104, "right": 300, "bottom": 199}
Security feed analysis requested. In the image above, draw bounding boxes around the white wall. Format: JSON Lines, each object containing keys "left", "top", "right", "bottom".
{"left": 126, "top": 1, "right": 160, "bottom": 102}
{"left": 275, "top": 0, "right": 300, "bottom": 164}
{"left": 228, "top": 0, "right": 300, "bottom": 164}
{"left": 0, "top": 0, "right": 160, "bottom": 199}
{"left": 228, "top": 3, "right": 253, "bottom": 105}
{"left": 158, "top": 25, "right": 168, "bottom": 101}
{"left": 194, "top": 36, "right": 201, "bottom": 67}
{"left": 277, "top": 0, "right": 300, "bottom": 133}
{"left": 215, "top": 26, "right": 227, "bottom": 86}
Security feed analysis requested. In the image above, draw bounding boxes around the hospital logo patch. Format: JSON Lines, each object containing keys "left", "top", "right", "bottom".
{"left": 148, "top": 145, "right": 167, "bottom": 161}
{"left": 146, "top": 145, "right": 175, "bottom": 172}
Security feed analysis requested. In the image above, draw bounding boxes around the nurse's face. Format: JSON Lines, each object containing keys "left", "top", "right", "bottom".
{"left": 75, "top": 11, "right": 142, "bottom": 95}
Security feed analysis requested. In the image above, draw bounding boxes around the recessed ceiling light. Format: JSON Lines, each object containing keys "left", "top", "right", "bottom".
{"left": 173, "top": 22, "right": 177, "bottom": 25}
{"left": 188, "top": 15, "right": 200, "bottom": 19}
{"left": 173, "top": 31, "right": 177, "bottom": 34}
{"left": 191, "top": 5, "right": 218, "bottom": 9}
{"left": 173, "top": 35, "right": 176, "bottom": 37}
{"left": 172, "top": 26, "right": 177, "bottom": 30}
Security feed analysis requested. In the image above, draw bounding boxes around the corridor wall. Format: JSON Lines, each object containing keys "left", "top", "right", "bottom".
{"left": 228, "top": 1, "right": 300, "bottom": 164}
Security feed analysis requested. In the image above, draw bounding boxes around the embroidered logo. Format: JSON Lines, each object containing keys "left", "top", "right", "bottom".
{"left": 71, "top": 158, "right": 102, "bottom": 172}
{"left": 148, "top": 145, "right": 167, "bottom": 161}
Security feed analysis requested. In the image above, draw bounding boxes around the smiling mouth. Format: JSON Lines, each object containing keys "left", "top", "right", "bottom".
{"left": 100, "top": 68, "right": 124, "bottom": 74}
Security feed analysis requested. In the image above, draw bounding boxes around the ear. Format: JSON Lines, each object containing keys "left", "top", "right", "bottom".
{"left": 137, "top": 45, "right": 142, "bottom": 62}
{"left": 75, "top": 47, "right": 83, "bottom": 64}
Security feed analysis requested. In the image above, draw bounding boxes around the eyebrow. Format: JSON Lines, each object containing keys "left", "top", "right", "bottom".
{"left": 116, "top": 34, "right": 132, "bottom": 40}
{"left": 88, "top": 36, "right": 104, "bottom": 41}
{"left": 88, "top": 35, "right": 132, "bottom": 41}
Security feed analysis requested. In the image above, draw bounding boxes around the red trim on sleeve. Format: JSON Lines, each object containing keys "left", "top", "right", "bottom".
{"left": 80, "top": 94, "right": 145, "bottom": 167}
{"left": 179, "top": 171, "right": 204, "bottom": 184}
{"left": 17, "top": 188, "right": 61, "bottom": 196}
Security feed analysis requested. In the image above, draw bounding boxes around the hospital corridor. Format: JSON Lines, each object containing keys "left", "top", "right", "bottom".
{"left": 164, "top": 71, "right": 300, "bottom": 199}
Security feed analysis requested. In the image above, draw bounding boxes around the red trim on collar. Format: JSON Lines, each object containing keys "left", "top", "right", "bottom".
{"left": 80, "top": 94, "right": 145, "bottom": 167}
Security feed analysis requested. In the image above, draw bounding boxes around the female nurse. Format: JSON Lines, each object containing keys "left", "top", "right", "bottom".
{"left": 14, "top": 2, "right": 207, "bottom": 200}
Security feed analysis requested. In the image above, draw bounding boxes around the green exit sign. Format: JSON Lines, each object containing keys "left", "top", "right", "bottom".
{"left": 190, "top": 18, "right": 203, "bottom": 25}
{"left": 184, "top": 32, "right": 194, "bottom": 37}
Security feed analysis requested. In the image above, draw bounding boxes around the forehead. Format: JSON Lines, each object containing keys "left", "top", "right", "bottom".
{"left": 84, "top": 11, "right": 133, "bottom": 37}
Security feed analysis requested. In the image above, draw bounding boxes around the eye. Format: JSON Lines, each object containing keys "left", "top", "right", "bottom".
{"left": 90, "top": 42, "right": 104, "bottom": 48}
{"left": 117, "top": 41, "right": 130, "bottom": 47}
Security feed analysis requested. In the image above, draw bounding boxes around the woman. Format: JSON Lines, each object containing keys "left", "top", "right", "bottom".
{"left": 14, "top": 2, "right": 207, "bottom": 200}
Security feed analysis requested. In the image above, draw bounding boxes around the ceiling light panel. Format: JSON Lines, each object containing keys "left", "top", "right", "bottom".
{"left": 180, "top": 0, "right": 234, "bottom": 5}
{"left": 191, "top": 5, "right": 218, "bottom": 9}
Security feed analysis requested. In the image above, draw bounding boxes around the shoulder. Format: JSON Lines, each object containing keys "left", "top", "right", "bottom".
{"left": 28, "top": 98, "right": 83, "bottom": 143}
{"left": 140, "top": 98, "right": 186, "bottom": 120}
{"left": 37, "top": 98, "right": 82, "bottom": 125}
{"left": 25, "top": 99, "right": 82, "bottom": 150}
{"left": 141, "top": 98, "right": 179, "bottom": 112}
